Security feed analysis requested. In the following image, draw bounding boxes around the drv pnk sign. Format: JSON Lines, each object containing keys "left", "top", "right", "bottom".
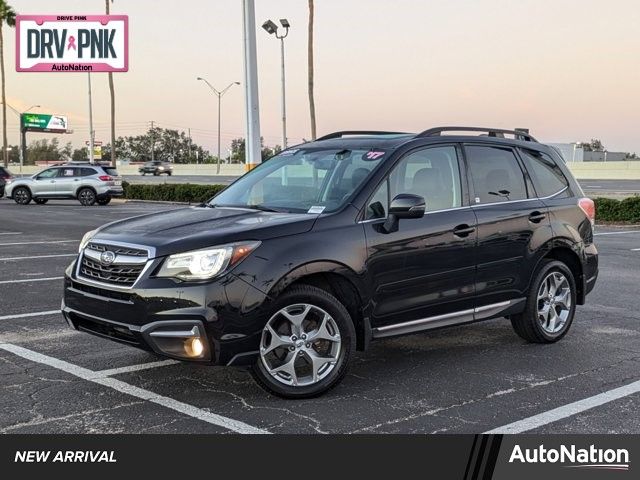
{"left": 16, "top": 15, "right": 128, "bottom": 72}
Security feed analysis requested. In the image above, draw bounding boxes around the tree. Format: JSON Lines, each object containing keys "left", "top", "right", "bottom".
{"left": 230, "top": 137, "right": 281, "bottom": 163}
{"left": 307, "top": 0, "right": 317, "bottom": 140}
{"left": 581, "top": 139, "right": 604, "bottom": 152}
{"left": 0, "top": 1, "right": 16, "bottom": 167}
{"left": 106, "top": 0, "right": 117, "bottom": 167}
{"left": 72, "top": 147, "right": 89, "bottom": 162}
{"left": 26, "top": 138, "right": 64, "bottom": 164}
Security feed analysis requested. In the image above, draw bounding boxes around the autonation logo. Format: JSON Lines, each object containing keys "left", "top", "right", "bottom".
{"left": 509, "top": 444, "right": 630, "bottom": 471}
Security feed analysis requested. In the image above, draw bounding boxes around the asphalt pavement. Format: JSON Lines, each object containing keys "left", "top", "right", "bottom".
{"left": 1, "top": 198, "right": 639, "bottom": 433}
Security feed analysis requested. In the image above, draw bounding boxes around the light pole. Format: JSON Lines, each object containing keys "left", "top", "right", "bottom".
{"left": 2, "top": 103, "right": 40, "bottom": 173}
{"left": 262, "top": 18, "right": 290, "bottom": 149}
{"left": 197, "top": 77, "right": 240, "bottom": 174}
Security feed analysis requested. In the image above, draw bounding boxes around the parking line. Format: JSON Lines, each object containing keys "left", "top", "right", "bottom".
{"left": 0, "top": 343, "right": 270, "bottom": 435}
{"left": 0, "top": 276, "right": 63, "bottom": 285}
{"left": 0, "top": 240, "right": 77, "bottom": 246}
{"left": 0, "top": 310, "right": 60, "bottom": 321}
{"left": 485, "top": 378, "right": 640, "bottom": 434}
{"left": 0, "top": 232, "right": 21, "bottom": 235}
{"left": 631, "top": 248, "right": 640, "bottom": 252}
{"left": 593, "top": 230, "right": 640, "bottom": 236}
{"left": 0, "top": 254, "right": 76, "bottom": 261}
{"left": 94, "top": 360, "right": 180, "bottom": 377}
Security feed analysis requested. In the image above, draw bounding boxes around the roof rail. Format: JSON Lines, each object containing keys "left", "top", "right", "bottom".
{"left": 315, "top": 130, "right": 410, "bottom": 142}
{"left": 416, "top": 126, "right": 538, "bottom": 142}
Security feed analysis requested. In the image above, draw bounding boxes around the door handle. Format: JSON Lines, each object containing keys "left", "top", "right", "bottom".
{"left": 74, "top": 179, "right": 79, "bottom": 181}
{"left": 453, "top": 224, "right": 476, "bottom": 237}
{"left": 528, "top": 211, "right": 546, "bottom": 223}
{"left": 49, "top": 180, "right": 56, "bottom": 183}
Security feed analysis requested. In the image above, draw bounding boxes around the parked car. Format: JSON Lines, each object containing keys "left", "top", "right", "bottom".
{"left": 5, "top": 163, "right": 123, "bottom": 206}
{"left": 139, "top": 161, "right": 173, "bottom": 176}
{"left": 0, "top": 166, "right": 13, "bottom": 197}
{"left": 63, "top": 127, "right": 598, "bottom": 398}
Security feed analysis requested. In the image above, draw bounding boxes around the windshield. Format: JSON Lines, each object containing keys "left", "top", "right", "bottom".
{"left": 209, "top": 147, "right": 387, "bottom": 213}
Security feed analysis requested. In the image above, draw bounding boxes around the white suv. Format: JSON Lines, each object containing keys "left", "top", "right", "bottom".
{"left": 5, "top": 164, "right": 124, "bottom": 206}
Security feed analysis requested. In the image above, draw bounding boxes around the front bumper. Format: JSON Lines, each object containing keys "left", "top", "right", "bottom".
{"left": 62, "top": 259, "right": 270, "bottom": 366}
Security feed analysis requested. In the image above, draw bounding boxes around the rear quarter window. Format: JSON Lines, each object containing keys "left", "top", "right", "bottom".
{"left": 520, "top": 149, "right": 569, "bottom": 198}
{"left": 103, "top": 167, "right": 119, "bottom": 176}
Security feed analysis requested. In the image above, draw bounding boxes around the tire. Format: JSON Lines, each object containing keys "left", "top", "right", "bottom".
{"left": 97, "top": 196, "right": 111, "bottom": 206}
{"left": 77, "top": 188, "right": 97, "bottom": 206}
{"left": 13, "top": 187, "right": 32, "bottom": 205}
{"left": 510, "top": 260, "right": 577, "bottom": 343}
{"left": 167, "top": 172, "right": 172, "bottom": 176}
{"left": 153, "top": 171, "right": 159, "bottom": 176}
{"left": 141, "top": 172, "right": 145, "bottom": 176}
{"left": 251, "top": 285, "right": 356, "bottom": 399}
{"left": 34, "top": 198, "right": 49, "bottom": 205}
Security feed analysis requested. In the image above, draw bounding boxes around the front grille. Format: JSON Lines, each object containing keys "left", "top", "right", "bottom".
{"left": 86, "top": 242, "right": 147, "bottom": 257}
{"left": 78, "top": 242, "right": 149, "bottom": 287}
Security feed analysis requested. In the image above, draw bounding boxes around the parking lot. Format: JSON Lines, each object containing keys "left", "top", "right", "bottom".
{"left": 1, "top": 198, "right": 639, "bottom": 434}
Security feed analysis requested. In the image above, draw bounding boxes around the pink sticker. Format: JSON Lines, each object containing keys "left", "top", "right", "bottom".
{"left": 16, "top": 15, "right": 129, "bottom": 73}
{"left": 366, "top": 151, "right": 385, "bottom": 160}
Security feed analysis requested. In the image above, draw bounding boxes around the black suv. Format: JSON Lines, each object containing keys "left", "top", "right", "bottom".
{"left": 139, "top": 161, "right": 173, "bottom": 176}
{"left": 62, "top": 127, "right": 598, "bottom": 398}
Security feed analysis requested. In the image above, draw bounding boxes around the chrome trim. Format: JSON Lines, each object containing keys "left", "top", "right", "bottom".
{"left": 88, "top": 239, "right": 156, "bottom": 258}
{"left": 83, "top": 248, "right": 148, "bottom": 265}
{"left": 149, "top": 326, "right": 200, "bottom": 339}
{"left": 75, "top": 257, "right": 155, "bottom": 291}
{"left": 358, "top": 206, "right": 471, "bottom": 224}
{"left": 373, "top": 300, "right": 514, "bottom": 336}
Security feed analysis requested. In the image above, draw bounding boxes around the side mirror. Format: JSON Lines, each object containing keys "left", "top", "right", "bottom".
{"left": 382, "top": 194, "right": 426, "bottom": 233}
{"left": 389, "top": 193, "right": 426, "bottom": 219}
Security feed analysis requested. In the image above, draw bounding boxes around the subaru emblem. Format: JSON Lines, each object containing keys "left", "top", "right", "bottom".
{"left": 100, "top": 250, "right": 116, "bottom": 265}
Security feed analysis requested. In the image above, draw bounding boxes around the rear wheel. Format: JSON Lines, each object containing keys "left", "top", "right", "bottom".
{"left": 34, "top": 198, "right": 49, "bottom": 205}
{"left": 251, "top": 285, "right": 355, "bottom": 399}
{"left": 510, "top": 260, "right": 576, "bottom": 343}
{"left": 97, "top": 196, "right": 111, "bottom": 206}
{"left": 13, "top": 187, "right": 31, "bottom": 205}
{"left": 77, "top": 188, "right": 96, "bottom": 206}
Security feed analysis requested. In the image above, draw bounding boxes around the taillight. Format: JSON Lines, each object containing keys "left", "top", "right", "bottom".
{"left": 578, "top": 197, "right": 595, "bottom": 226}
{"left": 98, "top": 175, "right": 113, "bottom": 182}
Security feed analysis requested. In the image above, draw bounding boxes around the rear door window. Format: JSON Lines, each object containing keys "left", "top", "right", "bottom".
{"left": 519, "top": 149, "right": 569, "bottom": 197}
{"left": 465, "top": 146, "right": 528, "bottom": 204}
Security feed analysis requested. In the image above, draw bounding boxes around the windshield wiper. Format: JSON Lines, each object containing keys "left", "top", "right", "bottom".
{"left": 206, "top": 203, "right": 283, "bottom": 213}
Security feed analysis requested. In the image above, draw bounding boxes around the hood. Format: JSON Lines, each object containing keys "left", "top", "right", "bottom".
{"left": 93, "top": 206, "right": 317, "bottom": 257}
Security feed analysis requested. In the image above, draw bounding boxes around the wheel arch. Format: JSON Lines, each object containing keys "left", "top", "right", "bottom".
{"left": 537, "top": 241, "right": 585, "bottom": 304}
{"left": 268, "top": 262, "right": 370, "bottom": 351}
{"left": 75, "top": 184, "right": 97, "bottom": 197}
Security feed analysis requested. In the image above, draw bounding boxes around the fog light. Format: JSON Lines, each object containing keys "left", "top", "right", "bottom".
{"left": 185, "top": 337, "right": 204, "bottom": 357}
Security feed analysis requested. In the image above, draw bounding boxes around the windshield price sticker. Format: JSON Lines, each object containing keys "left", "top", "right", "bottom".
{"left": 307, "top": 206, "right": 326, "bottom": 214}
{"left": 16, "top": 15, "right": 129, "bottom": 72}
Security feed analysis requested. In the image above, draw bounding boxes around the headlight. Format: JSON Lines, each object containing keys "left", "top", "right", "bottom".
{"left": 5, "top": 178, "right": 12, "bottom": 184}
{"left": 156, "top": 241, "right": 261, "bottom": 281}
{"left": 158, "top": 166, "right": 165, "bottom": 170}
{"left": 78, "top": 229, "right": 97, "bottom": 253}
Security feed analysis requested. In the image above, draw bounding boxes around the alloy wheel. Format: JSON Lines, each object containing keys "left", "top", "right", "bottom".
{"left": 260, "top": 303, "right": 342, "bottom": 387}
{"left": 537, "top": 271, "right": 572, "bottom": 334}
{"left": 14, "top": 188, "right": 30, "bottom": 204}
{"left": 79, "top": 189, "right": 96, "bottom": 206}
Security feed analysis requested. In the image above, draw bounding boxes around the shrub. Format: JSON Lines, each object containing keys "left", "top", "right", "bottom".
{"left": 594, "top": 196, "right": 640, "bottom": 223}
{"left": 122, "top": 182, "right": 226, "bottom": 204}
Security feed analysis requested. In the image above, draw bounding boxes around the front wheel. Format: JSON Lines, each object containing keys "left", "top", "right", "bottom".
{"left": 510, "top": 260, "right": 577, "bottom": 343}
{"left": 77, "top": 188, "right": 97, "bottom": 206}
{"left": 13, "top": 187, "right": 32, "bottom": 205}
{"left": 251, "top": 285, "right": 356, "bottom": 399}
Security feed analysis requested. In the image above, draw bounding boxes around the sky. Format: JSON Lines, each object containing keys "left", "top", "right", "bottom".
{"left": 5, "top": 0, "right": 640, "bottom": 156}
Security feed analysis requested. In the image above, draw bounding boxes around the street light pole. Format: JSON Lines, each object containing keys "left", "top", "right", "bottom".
{"left": 197, "top": 77, "right": 240, "bottom": 174}
{"left": 87, "top": 73, "right": 95, "bottom": 164}
{"left": 262, "top": 18, "right": 290, "bottom": 149}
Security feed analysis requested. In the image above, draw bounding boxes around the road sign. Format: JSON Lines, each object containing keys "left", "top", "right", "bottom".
{"left": 86, "top": 140, "right": 103, "bottom": 146}
{"left": 93, "top": 145, "right": 102, "bottom": 160}
{"left": 16, "top": 15, "right": 129, "bottom": 73}
{"left": 21, "top": 113, "right": 68, "bottom": 133}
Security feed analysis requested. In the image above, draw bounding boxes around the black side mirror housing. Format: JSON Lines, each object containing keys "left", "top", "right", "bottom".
{"left": 382, "top": 193, "right": 426, "bottom": 233}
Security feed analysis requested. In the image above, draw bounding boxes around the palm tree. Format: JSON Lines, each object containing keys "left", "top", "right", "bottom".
{"left": 0, "top": 1, "right": 16, "bottom": 167}
{"left": 307, "top": 0, "right": 317, "bottom": 140}
{"left": 106, "top": 0, "right": 116, "bottom": 167}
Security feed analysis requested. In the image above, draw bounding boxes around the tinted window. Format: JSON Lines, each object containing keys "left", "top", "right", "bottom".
{"left": 366, "top": 146, "right": 462, "bottom": 218}
{"left": 80, "top": 168, "right": 97, "bottom": 177}
{"left": 520, "top": 149, "right": 569, "bottom": 197}
{"left": 103, "top": 167, "right": 119, "bottom": 176}
{"left": 466, "top": 146, "right": 527, "bottom": 204}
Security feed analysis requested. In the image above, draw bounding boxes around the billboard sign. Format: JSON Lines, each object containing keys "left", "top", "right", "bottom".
{"left": 22, "top": 113, "right": 68, "bottom": 133}
{"left": 16, "top": 15, "right": 128, "bottom": 72}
